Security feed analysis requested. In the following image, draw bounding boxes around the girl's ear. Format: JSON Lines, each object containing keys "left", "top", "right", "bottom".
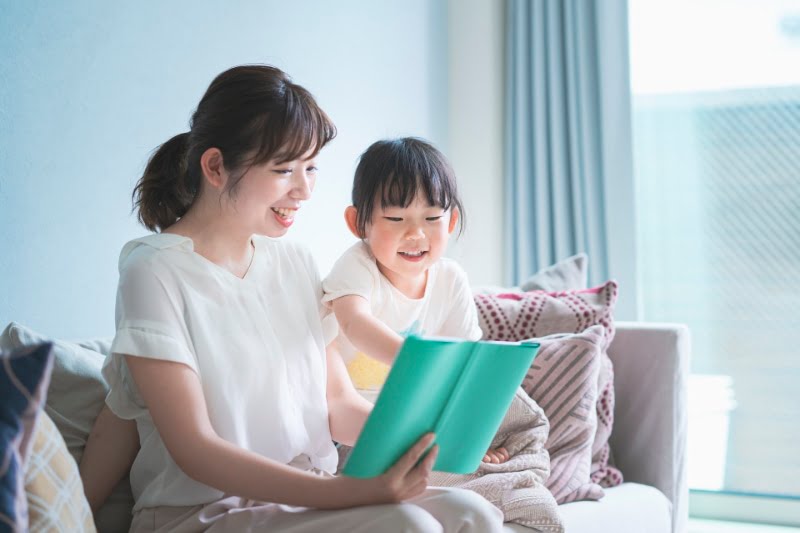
{"left": 200, "top": 147, "right": 227, "bottom": 189}
{"left": 448, "top": 207, "right": 460, "bottom": 234}
{"left": 344, "top": 206, "right": 363, "bottom": 238}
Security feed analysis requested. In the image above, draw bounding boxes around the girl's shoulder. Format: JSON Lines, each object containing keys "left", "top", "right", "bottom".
{"left": 434, "top": 256, "right": 469, "bottom": 281}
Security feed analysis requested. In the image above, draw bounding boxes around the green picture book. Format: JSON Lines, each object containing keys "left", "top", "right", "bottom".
{"left": 342, "top": 335, "right": 540, "bottom": 478}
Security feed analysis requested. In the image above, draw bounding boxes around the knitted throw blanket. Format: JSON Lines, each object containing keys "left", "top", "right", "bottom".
{"left": 429, "top": 389, "right": 564, "bottom": 532}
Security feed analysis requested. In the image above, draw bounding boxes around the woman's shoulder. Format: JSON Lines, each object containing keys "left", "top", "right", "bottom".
{"left": 253, "top": 236, "right": 322, "bottom": 281}
{"left": 254, "top": 235, "right": 312, "bottom": 261}
{"left": 118, "top": 233, "right": 192, "bottom": 274}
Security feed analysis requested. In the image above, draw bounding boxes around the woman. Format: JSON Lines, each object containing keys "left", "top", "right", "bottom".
{"left": 80, "top": 65, "right": 504, "bottom": 532}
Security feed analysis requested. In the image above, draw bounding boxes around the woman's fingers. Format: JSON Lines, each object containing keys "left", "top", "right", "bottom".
{"left": 387, "top": 433, "right": 436, "bottom": 477}
{"left": 419, "top": 443, "right": 439, "bottom": 474}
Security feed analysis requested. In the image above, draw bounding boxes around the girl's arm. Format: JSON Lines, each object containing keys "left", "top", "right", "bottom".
{"left": 325, "top": 340, "right": 373, "bottom": 445}
{"left": 123, "top": 355, "right": 438, "bottom": 509}
{"left": 330, "top": 295, "right": 403, "bottom": 365}
{"left": 79, "top": 405, "right": 140, "bottom": 513}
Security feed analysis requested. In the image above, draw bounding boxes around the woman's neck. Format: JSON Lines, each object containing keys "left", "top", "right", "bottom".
{"left": 164, "top": 204, "right": 254, "bottom": 278}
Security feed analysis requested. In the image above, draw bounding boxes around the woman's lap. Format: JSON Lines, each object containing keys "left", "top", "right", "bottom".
{"left": 130, "top": 486, "right": 504, "bottom": 533}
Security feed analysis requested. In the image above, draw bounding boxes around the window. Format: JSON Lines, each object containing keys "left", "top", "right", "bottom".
{"left": 628, "top": 0, "right": 800, "bottom": 523}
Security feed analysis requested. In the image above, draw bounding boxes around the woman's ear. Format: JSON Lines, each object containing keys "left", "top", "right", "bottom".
{"left": 200, "top": 147, "right": 227, "bottom": 189}
{"left": 448, "top": 207, "right": 460, "bottom": 234}
{"left": 344, "top": 206, "right": 363, "bottom": 238}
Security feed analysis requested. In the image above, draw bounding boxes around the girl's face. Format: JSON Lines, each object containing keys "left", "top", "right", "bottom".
{"left": 362, "top": 192, "right": 458, "bottom": 295}
{"left": 225, "top": 153, "right": 318, "bottom": 238}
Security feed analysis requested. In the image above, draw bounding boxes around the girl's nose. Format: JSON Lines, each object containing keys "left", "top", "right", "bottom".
{"left": 405, "top": 225, "right": 425, "bottom": 240}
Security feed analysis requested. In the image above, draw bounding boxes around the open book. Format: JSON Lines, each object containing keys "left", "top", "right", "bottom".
{"left": 342, "top": 335, "right": 540, "bottom": 477}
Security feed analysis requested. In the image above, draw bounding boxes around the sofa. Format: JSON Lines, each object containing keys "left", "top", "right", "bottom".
{"left": 505, "top": 321, "right": 690, "bottom": 533}
{"left": 2, "top": 318, "right": 688, "bottom": 533}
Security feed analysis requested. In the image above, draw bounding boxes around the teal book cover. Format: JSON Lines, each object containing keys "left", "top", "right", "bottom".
{"left": 342, "top": 335, "right": 540, "bottom": 478}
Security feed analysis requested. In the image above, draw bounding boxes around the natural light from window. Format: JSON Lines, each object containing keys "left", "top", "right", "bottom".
{"left": 628, "top": 0, "right": 800, "bottom": 500}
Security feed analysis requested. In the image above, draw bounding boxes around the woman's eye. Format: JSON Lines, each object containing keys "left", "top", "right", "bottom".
{"left": 384, "top": 217, "right": 403, "bottom": 222}
{"left": 273, "top": 169, "right": 292, "bottom": 175}
{"left": 307, "top": 166, "right": 318, "bottom": 173}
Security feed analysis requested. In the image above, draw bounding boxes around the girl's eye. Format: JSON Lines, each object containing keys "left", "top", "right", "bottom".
{"left": 384, "top": 217, "right": 403, "bottom": 222}
{"left": 426, "top": 216, "right": 443, "bottom": 222}
{"left": 273, "top": 169, "right": 292, "bottom": 175}
{"left": 307, "top": 166, "right": 318, "bottom": 173}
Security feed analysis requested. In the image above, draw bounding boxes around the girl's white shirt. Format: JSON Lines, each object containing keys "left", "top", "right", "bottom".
{"left": 321, "top": 241, "right": 483, "bottom": 364}
{"left": 103, "top": 233, "right": 338, "bottom": 510}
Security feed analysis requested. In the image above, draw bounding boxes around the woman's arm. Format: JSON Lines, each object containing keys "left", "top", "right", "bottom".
{"left": 79, "top": 405, "right": 139, "bottom": 513}
{"left": 124, "top": 355, "right": 438, "bottom": 508}
{"left": 330, "top": 295, "right": 403, "bottom": 365}
{"left": 325, "top": 340, "right": 373, "bottom": 446}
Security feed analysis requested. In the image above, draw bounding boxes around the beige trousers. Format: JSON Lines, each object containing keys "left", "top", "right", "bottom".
{"left": 130, "top": 485, "right": 504, "bottom": 533}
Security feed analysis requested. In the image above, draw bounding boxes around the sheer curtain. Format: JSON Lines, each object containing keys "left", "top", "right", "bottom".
{"left": 505, "top": 0, "right": 636, "bottom": 318}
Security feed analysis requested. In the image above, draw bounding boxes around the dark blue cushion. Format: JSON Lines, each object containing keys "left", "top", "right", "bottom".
{"left": 0, "top": 342, "right": 54, "bottom": 532}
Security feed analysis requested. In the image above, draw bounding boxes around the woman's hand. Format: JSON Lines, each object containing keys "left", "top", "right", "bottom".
{"left": 482, "top": 447, "right": 510, "bottom": 464}
{"left": 328, "top": 432, "right": 439, "bottom": 508}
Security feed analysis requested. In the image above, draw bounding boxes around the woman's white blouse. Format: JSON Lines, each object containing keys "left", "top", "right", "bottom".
{"left": 102, "top": 233, "right": 338, "bottom": 510}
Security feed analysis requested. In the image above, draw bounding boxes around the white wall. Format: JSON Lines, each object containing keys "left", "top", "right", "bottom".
{"left": 0, "top": 0, "right": 449, "bottom": 338}
{"left": 445, "top": 0, "right": 506, "bottom": 288}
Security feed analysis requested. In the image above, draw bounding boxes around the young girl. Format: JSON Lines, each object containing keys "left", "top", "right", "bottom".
{"left": 323, "top": 138, "right": 509, "bottom": 465}
{"left": 80, "top": 67, "right": 504, "bottom": 532}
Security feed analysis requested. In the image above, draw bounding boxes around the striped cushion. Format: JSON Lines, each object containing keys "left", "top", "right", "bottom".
{"left": 522, "top": 326, "right": 605, "bottom": 503}
{"left": 0, "top": 343, "right": 54, "bottom": 531}
{"left": 24, "top": 411, "right": 95, "bottom": 532}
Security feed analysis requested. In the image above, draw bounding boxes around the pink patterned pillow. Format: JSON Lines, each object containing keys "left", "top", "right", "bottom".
{"left": 522, "top": 326, "right": 605, "bottom": 503}
{"left": 474, "top": 281, "right": 623, "bottom": 499}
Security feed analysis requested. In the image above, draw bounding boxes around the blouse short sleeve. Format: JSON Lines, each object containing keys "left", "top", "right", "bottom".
{"left": 103, "top": 249, "right": 198, "bottom": 420}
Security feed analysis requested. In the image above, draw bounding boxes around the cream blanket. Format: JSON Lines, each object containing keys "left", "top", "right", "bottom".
{"left": 338, "top": 389, "right": 564, "bottom": 532}
{"left": 429, "top": 389, "right": 564, "bottom": 532}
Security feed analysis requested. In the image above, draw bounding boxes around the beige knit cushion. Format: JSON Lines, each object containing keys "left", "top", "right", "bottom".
{"left": 24, "top": 412, "right": 95, "bottom": 532}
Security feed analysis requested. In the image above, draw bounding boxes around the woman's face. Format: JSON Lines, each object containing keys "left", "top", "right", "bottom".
{"left": 226, "top": 151, "right": 318, "bottom": 238}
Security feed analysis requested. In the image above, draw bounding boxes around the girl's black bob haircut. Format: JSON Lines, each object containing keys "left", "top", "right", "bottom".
{"left": 351, "top": 137, "right": 465, "bottom": 237}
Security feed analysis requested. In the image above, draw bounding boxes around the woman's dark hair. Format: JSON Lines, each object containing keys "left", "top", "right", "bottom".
{"left": 351, "top": 137, "right": 465, "bottom": 237}
{"left": 133, "top": 65, "right": 336, "bottom": 232}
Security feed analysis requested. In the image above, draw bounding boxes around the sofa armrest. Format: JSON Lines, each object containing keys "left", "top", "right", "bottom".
{"left": 607, "top": 321, "right": 689, "bottom": 533}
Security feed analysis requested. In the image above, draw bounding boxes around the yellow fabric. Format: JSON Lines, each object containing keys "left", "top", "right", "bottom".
{"left": 24, "top": 412, "right": 95, "bottom": 533}
{"left": 346, "top": 352, "right": 391, "bottom": 390}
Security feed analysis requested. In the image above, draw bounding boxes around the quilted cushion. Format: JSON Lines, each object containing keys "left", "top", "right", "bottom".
{"left": 0, "top": 323, "right": 133, "bottom": 533}
{"left": 24, "top": 411, "right": 95, "bottom": 531}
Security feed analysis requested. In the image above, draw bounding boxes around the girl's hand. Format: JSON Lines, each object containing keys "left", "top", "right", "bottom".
{"left": 482, "top": 447, "right": 510, "bottom": 464}
{"left": 330, "top": 433, "right": 439, "bottom": 508}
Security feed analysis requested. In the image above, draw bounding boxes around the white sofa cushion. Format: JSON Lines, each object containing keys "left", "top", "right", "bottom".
{"left": 503, "top": 483, "right": 671, "bottom": 533}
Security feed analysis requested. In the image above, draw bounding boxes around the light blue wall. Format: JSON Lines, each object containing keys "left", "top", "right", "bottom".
{"left": 0, "top": 0, "right": 448, "bottom": 338}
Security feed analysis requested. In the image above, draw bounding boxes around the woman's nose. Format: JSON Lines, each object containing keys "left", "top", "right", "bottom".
{"left": 290, "top": 171, "right": 313, "bottom": 200}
